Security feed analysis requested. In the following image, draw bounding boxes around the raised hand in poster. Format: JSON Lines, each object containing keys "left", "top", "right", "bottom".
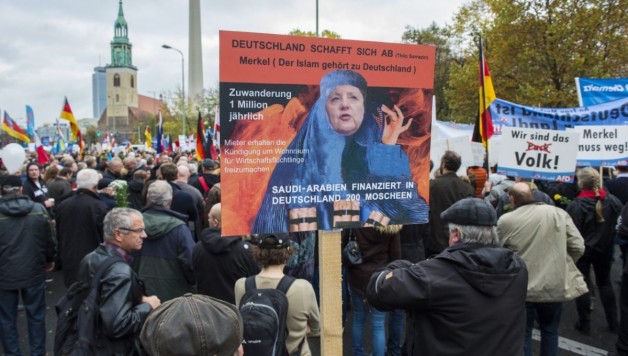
{"left": 253, "top": 70, "right": 428, "bottom": 233}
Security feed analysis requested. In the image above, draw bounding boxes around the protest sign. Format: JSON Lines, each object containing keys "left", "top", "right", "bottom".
{"left": 573, "top": 125, "right": 628, "bottom": 167}
{"left": 219, "top": 31, "right": 435, "bottom": 235}
{"left": 489, "top": 97, "right": 628, "bottom": 135}
{"left": 430, "top": 137, "right": 474, "bottom": 175}
{"left": 576, "top": 77, "right": 628, "bottom": 106}
{"left": 497, "top": 127, "right": 580, "bottom": 182}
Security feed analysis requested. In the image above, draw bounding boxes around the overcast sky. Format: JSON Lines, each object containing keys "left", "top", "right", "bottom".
{"left": 0, "top": 0, "right": 465, "bottom": 126}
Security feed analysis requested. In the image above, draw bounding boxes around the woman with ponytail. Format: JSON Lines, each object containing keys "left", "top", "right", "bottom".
{"left": 567, "top": 167, "right": 623, "bottom": 334}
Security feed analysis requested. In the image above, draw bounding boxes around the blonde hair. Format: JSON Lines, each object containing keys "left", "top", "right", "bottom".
{"left": 577, "top": 167, "right": 605, "bottom": 223}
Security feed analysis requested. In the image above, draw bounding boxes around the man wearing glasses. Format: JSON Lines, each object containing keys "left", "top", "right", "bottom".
{"left": 77, "top": 208, "right": 161, "bottom": 355}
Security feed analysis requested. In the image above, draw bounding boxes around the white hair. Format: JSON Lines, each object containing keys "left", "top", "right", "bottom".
{"left": 146, "top": 180, "right": 172, "bottom": 207}
{"left": 76, "top": 169, "right": 99, "bottom": 190}
{"left": 448, "top": 223, "right": 499, "bottom": 246}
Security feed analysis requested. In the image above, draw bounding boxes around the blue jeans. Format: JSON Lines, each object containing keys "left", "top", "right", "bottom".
{"left": 349, "top": 285, "right": 404, "bottom": 356}
{"left": 0, "top": 281, "right": 47, "bottom": 356}
{"left": 350, "top": 285, "right": 387, "bottom": 356}
{"left": 524, "top": 302, "right": 562, "bottom": 356}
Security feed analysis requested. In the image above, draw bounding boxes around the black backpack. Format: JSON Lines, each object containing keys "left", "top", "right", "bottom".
{"left": 239, "top": 275, "right": 298, "bottom": 356}
{"left": 54, "top": 256, "right": 120, "bottom": 356}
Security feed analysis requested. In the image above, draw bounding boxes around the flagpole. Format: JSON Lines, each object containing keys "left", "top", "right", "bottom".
{"left": 479, "top": 36, "right": 491, "bottom": 180}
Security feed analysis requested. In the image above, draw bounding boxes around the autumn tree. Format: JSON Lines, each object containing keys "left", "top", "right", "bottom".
{"left": 289, "top": 29, "right": 341, "bottom": 38}
{"left": 402, "top": 22, "right": 460, "bottom": 120}
{"left": 444, "top": 0, "right": 627, "bottom": 123}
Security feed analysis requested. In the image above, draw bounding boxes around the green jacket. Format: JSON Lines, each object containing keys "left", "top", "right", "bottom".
{"left": 133, "top": 206, "right": 195, "bottom": 302}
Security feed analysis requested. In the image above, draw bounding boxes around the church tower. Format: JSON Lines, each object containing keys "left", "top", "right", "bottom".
{"left": 105, "top": 0, "right": 138, "bottom": 135}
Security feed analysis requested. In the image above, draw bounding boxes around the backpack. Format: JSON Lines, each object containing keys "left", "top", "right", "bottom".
{"left": 54, "top": 256, "right": 120, "bottom": 356}
{"left": 239, "top": 275, "right": 299, "bottom": 356}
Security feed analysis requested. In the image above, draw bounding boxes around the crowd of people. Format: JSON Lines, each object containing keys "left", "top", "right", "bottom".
{"left": 0, "top": 147, "right": 626, "bottom": 356}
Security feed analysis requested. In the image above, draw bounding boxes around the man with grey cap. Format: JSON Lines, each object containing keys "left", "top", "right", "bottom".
{"left": 366, "top": 197, "right": 528, "bottom": 356}
{"left": 140, "top": 293, "right": 243, "bottom": 356}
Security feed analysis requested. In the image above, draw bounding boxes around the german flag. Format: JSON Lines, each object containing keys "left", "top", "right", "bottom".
{"left": 472, "top": 37, "right": 495, "bottom": 148}
{"left": 59, "top": 97, "right": 83, "bottom": 152}
{"left": 196, "top": 112, "right": 206, "bottom": 160}
{"left": 2, "top": 111, "right": 30, "bottom": 143}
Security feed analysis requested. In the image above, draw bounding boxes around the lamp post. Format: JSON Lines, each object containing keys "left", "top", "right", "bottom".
{"left": 162, "top": 44, "right": 186, "bottom": 136}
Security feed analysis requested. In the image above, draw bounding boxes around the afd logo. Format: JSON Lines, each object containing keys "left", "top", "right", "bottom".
{"left": 555, "top": 175, "right": 573, "bottom": 182}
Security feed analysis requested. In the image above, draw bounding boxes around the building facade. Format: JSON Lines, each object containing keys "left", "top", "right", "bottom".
{"left": 92, "top": 66, "right": 107, "bottom": 119}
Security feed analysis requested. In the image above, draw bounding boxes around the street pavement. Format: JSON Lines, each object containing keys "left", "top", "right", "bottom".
{"left": 4, "top": 250, "right": 624, "bottom": 356}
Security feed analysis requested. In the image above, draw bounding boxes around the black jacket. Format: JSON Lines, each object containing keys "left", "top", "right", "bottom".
{"left": 566, "top": 192, "right": 623, "bottom": 256}
{"left": 0, "top": 195, "right": 56, "bottom": 289}
{"left": 193, "top": 228, "right": 259, "bottom": 304}
{"left": 47, "top": 177, "right": 73, "bottom": 201}
{"left": 605, "top": 176, "right": 628, "bottom": 204}
{"left": 127, "top": 179, "right": 145, "bottom": 210}
{"left": 367, "top": 242, "right": 528, "bottom": 356}
{"left": 427, "top": 173, "right": 475, "bottom": 253}
{"left": 341, "top": 226, "right": 401, "bottom": 293}
{"left": 56, "top": 188, "right": 109, "bottom": 287}
{"left": 189, "top": 172, "right": 220, "bottom": 195}
{"left": 168, "top": 182, "right": 197, "bottom": 223}
{"left": 22, "top": 177, "right": 50, "bottom": 206}
{"left": 78, "top": 245, "right": 152, "bottom": 355}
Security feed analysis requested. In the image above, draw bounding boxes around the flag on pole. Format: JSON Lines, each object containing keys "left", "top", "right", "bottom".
{"left": 59, "top": 97, "right": 83, "bottom": 153}
{"left": 205, "top": 125, "right": 217, "bottom": 160}
{"left": 195, "top": 112, "right": 206, "bottom": 160}
{"left": 33, "top": 132, "right": 50, "bottom": 165}
{"left": 25, "top": 105, "right": 36, "bottom": 137}
{"left": 156, "top": 111, "right": 163, "bottom": 154}
{"left": 165, "top": 134, "right": 172, "bottom": 154}
{"left": 145, "top": 126, "right": 152, "bottom": 150}
{"left": 472, "top": 37, "right": 496, "bottom": 148}
{"left": 2, "top": 111, "right": 30, "bottom": 143}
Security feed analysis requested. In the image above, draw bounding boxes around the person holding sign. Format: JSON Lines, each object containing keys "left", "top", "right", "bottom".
{"left": 253, "top": 70, "right": 427, "bottom": 233}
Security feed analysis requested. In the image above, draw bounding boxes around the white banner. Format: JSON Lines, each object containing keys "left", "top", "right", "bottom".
{"left": 572, "top": 125, "right": 628, "bottom": 167}
{"left": 497, "top": 127, "right": 580, "bottom": 182}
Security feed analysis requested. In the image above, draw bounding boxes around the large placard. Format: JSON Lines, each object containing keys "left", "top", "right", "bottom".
{"left": 219, "top": 31, "right": 435, "bottom": 235}
{"left": 573, "top": 125, "right": 628, "bottom": 167}
{"left": 497, "top": 127, "right": 580, "bottom": 183}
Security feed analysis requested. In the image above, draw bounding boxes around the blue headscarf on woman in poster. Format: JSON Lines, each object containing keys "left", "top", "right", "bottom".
{"left": 252, "top": 70, "right": 428, "bottom": 233}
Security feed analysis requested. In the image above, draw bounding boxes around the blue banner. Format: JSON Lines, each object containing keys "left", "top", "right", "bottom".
{"left": 576, "top": 77, "right": 628, "bottom": 106}
{"left": 496, "top": 167, "right": 577, "bottom": 183}
{"left": 489, "top": 96, "right": 628, "bottom": 135}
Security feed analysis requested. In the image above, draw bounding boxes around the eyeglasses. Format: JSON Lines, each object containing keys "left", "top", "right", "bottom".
{"left": 118, "top": 227, "right": 145, "bottom": 234}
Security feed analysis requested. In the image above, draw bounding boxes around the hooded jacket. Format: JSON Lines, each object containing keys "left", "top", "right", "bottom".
{"left": 133, "top": 206, "right": 195, "bottom": 302}
{"left": 366, "top": 242, "right": 528, "bottom": 356}
{"left": 0, "top": 195, "right": 56, "bottom": 289}
{"left": 193, "top": 227, "right": 259, "bottom": 304}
